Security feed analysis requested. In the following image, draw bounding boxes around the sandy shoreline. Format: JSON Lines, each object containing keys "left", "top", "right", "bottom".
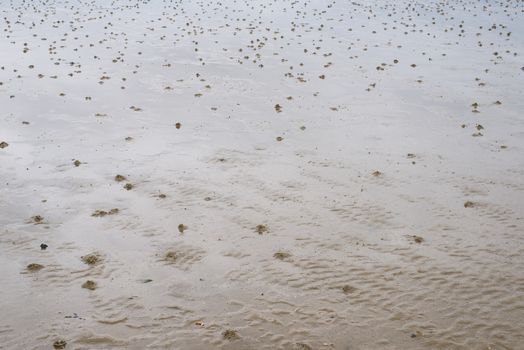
{"left": 1, "top": 0, "right": 524, "bottom": 349}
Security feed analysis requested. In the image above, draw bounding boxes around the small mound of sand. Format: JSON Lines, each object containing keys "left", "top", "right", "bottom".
{"left": 342, "top": 285, "right": 357, "bottom": 294}
{"left": 165, "top": 251, "right": 178, "bottom": 262}
{"left": 53, "top": 339, "right": 67, "bottom": 349}
{"left": 81, "top": 280, "right": 97, "bottom": 290}
{"left": 81, "top": 254, "right": 100, "bottom": 265}
{"left": 411, "top": 235, "right": 424, "bottom": 243}
{"left": 255, "top": 224, "right": 268, "bottom": 234}
{"left": 222, "top": 329, "right": 239, "bottom": 340}
{"left": 464, "top": 201, "right": 475, "bottom": 208}
{"left": 91, "top": 208, "right": 119, "bottom": 217}
{"left": 274, "top": 251, "right": 291, "bottom": 260}
{"left": 26, "top": 263, "right": 44, "bottom": 272}
{"left": 114, "top": 174, "right": 126, "bottom": 182}
{"left": 31, "top": 215, "right": 44, "bottom": 224}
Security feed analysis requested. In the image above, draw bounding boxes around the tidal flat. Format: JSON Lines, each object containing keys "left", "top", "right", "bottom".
{"left": 1, "top": 0, "right": 524, "bottom": 349}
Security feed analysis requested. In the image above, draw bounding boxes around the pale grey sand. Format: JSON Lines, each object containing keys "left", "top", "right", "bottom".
{"left": 1, "top": 0, "right": 524, "bottom": 349}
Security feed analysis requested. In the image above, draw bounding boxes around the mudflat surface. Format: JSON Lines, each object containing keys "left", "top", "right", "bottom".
{"left": 1, "top": 0, "right": 524, "bottom": 349}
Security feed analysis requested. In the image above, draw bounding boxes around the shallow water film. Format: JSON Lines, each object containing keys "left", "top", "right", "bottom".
{"left": 1, "top": 0, "right": 524, "bottom": 349}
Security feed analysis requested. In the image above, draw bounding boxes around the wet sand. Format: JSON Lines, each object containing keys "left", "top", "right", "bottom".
{"left": 1, "top": 0, "right": 524, "bottom": 349}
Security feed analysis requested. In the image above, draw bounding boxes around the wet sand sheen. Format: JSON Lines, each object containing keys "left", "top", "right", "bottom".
{"left": 1, "top": 0, "right": 524, "bottom": 349}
